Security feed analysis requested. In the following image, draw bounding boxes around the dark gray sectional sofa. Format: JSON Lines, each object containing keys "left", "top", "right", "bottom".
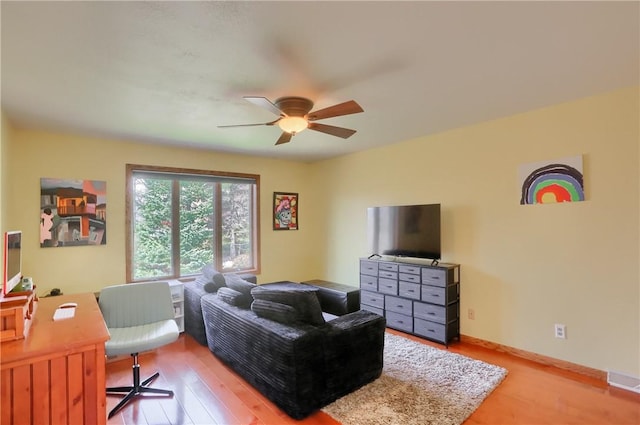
{"left": 184, "top": 272, "right": 257, "bottom": 345}
{"left": 184, "top": 273, "right": 386, "bottom": 419}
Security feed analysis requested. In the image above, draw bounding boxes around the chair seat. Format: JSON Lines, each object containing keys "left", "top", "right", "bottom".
{"left": 106, "top": 319, "right": 179, "bottom": 356}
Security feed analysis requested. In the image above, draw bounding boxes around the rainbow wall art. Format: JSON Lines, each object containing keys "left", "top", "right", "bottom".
{"left": 519, "top": 155, "right": 584, "bottom": 205}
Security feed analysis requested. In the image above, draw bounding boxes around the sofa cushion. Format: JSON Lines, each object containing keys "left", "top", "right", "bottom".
{"left": 225, "top": 274, "right": 257, "bottom": 304}
{"left": 204, "top": 280, "right": 225, "bottom": 293}
{"left": 251, "top": 284, "right": 325, "bottom": 326}
{"left": 217, "top": 287, "right": 248, "bottom": 307}
{"left": 193, "top": 274, "right": 211, "bottom": 287}
{"left": 202, "top": 265, "right": 226, "bottom": 288}
{"left": 251, "top": 299, "right": 299, "bottom": 324}
{"left": 192, "top": 274, "right": 223, "bottom": 293}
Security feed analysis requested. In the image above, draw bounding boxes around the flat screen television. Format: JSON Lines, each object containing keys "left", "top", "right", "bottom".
{"left": 3, "top": 231, "right": 22, "bottom": 296}
{"left": 367, "top": 204, "right": 441, "bottom": 260}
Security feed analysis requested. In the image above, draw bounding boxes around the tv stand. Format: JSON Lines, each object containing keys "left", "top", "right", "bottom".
{"left": 359, "top": 257, "right": 460, "bottom": 346}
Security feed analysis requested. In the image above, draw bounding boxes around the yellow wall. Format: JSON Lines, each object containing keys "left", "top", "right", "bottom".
{"left": 311, "top": 86, "right": 639, "bottom": 376}
{"left": 3, "top": 86, "right": 638, "bottom": 376}
{"left": 1, "top": 112, "right": 15, "bottom": 246}
{"left": 5, "top": 131, "right": 323, "bottom": 294}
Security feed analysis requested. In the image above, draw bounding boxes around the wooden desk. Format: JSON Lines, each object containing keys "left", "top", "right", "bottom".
{"left": 1, "top": 293, "right": 110, "bottom": 425}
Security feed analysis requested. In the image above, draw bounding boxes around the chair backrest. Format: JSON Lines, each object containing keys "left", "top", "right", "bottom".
{"left": 99, "top": 281, "right": 175, "bottom": 328}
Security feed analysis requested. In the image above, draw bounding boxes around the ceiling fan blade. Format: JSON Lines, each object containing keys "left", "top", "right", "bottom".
{"left": 244, "top": 96, "right": 285, "bottom": 117}
{"left": 218, "top": 118, "right": 279, "bottom": 128}
{"left": 275, "top": 132, "right": 293, "bottom": 145}
{"left": 307, "top": 100, "right": 363, "bottom": 121}
{"left": 308, "top": 122, "right": 357, "bottom": 139}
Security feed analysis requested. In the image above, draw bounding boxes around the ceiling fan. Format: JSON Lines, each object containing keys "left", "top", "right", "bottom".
{"left": 218, "top": 96, "right": 364, "bottom": 145}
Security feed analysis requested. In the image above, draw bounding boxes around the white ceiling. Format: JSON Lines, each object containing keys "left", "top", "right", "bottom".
{"left": 2, "top": 1, "right": 638, "bottom": 162}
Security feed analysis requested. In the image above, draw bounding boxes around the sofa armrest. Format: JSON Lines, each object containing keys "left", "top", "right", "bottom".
{"left": 320, "top": 310, "right": 386, "bottom": 402}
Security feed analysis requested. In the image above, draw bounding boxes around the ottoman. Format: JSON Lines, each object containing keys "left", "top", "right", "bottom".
{"left": 301, "top": 279, "right": 361, "bottom": 316}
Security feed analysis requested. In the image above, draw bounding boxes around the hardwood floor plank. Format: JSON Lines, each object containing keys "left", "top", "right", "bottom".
{"left": 105, "top": 331, "right": 640, "bottom": 425}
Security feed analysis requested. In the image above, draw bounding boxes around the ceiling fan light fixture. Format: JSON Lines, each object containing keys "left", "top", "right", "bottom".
{"left": 278, "top": 116, "right": 308, "bottom": 134}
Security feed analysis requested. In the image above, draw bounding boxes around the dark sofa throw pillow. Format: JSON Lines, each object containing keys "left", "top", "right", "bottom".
{"left": 193, "top": 274, "right": 211, "bottom": 287}
{"left": 251, "top": 284, "right": 325, "bottom": 326}
{"left": 224, "top": 274, "right": 257, "bottom": 306}
{"left": 192, "top": 273, "right": 224, "bottom": 293}
{"left": 202, "top": 264, "right": 226, "bottom": 289}
{"left": 251, "top": 299, "right": 299, "bottom": 325}
{"left": 217, "top": 287, "right": 248, "bottom": 307}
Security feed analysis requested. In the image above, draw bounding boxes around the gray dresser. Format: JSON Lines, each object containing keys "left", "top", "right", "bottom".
{"left": 360, "top": 258, "right": 460, "bottom": 346}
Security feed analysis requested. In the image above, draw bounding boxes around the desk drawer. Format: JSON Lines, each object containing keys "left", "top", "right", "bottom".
{"left": 385, "top": 295, "right": 412, "bottom": 315}
{"left": 386, "top": 311, "right": 413, "bottom": 333}
{"left": 360, "top": 274, "right": 377, "bottom": 291}
{"left": 361, "top": 290, "right": 384, "bottom": 309}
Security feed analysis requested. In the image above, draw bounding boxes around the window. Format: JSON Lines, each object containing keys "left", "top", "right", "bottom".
{"left": 126, "top": 164, "right": 260, "bottom": 282}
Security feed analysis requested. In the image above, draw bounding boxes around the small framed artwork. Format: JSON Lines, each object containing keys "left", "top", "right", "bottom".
{"left": 273, "top": 192, "right": 298, "bottom": 230}
{"left": 518, "top": 155, "right": 584, "bottom": 205}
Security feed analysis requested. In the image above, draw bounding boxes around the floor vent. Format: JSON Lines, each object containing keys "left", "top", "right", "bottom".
{"left": 607, "top": 370, "right": 640, "bottom": 393}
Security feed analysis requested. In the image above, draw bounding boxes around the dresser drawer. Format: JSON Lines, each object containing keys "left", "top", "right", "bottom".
{"left": 399, "top": 281, "right": 421, "bottom": 300}
{"left": 413, "top": 302, "right": 458, "bottom": 324}
{"left": 361, "top": 290, "right": 384, "bottom": 309}
{"left": 421, "top": 283, "right": 458, "bottom": 305}
{"left": 360, "top": 260, "right": 379, "bottom": 277}
{"left": 421, "top": 268, "right": 447, "bottom": 286}
{"left": 385, "top": 295, "right": 413, "bottom": 315}
{"left": 378, "top": 270, "right": 397, "bottom": 280}
{"left": 421, "top": 286, "right": 446, "bottom": 305}
{"left": 413, "top": 302, "right": 445, "bottom": 323}
{"left": 379, "top": 262, "right": 399, "bottom": 272}
{"left": 361, "top": 304, "right": 384, "bottom": 317}
{"left": 399, "top": 264, "right": 421, "bottom": 275}
{"left": 378, "top": 278, "right": 398, "bottom": 295}
{"left": 399, "top": 273, "right": 421, "bottom": 284}
{"left": 386, "top": 311, "right": 413, "bottom": 333}
{"left": 414, "top": 318, "right": 445, "bottom": 342}
{"left": 360, "top": 274, "right": 377, "bottom": 291}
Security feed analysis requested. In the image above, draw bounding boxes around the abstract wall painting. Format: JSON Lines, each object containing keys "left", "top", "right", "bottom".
{"left": 273, "top": 192, "right": 298, "bottom": 230}
{"left": 519, "top": 155, "right": 584, "bottom": 205}
{"left": 40, "top": 178, "right": 107, "bottom": 247}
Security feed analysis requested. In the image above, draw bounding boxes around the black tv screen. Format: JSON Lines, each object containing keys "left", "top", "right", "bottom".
{"left": 367, "top": 204, "right": 441, "bottom": 260}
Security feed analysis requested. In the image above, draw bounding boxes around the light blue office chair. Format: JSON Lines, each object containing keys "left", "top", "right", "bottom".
{"left": 99, "top": 281, "right": 180, "bottom": 419}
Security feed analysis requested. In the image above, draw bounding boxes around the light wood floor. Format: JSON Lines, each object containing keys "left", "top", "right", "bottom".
{"left": 105, "top": 330, "right": 640, "bottom": 425}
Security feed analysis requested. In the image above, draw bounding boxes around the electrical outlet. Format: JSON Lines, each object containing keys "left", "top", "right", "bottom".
{"left": 468, "top": 308, "right": 475, "bottom": 320}
{"left": 554, "top": 324, "right": 567, "bottom": 339}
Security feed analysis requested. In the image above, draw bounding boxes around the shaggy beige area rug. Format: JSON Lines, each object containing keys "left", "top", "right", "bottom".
{"left": 322, "top": 333, "right": 507, "bottom": 425}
